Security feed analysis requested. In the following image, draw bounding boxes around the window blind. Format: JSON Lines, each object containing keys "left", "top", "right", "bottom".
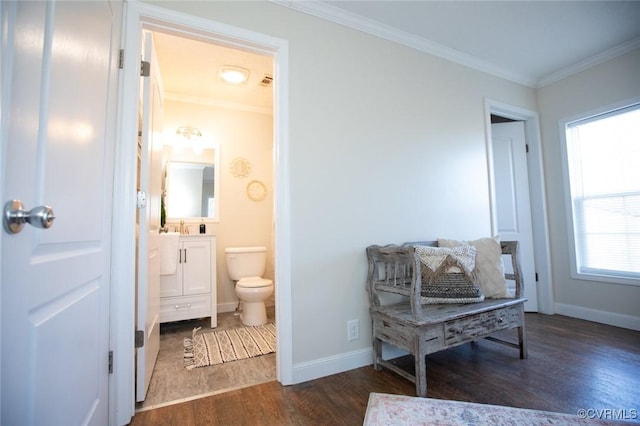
{"left": 565, "top": 104, "right": 640, "bottom": 280}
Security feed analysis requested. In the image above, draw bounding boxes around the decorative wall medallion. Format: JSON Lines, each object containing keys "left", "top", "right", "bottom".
{"left": 246, "top": 180, "right": 267, "bottom": 201}
{"left": 230, "top": 157, "right": 251, "bottom": 177}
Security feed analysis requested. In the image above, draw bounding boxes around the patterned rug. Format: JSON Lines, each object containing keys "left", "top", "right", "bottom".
{"left": 364, "top": 393, "right": 621, "bottom": 425}
{"left": 184, "top": 323, "right": 276, "bottom": 370}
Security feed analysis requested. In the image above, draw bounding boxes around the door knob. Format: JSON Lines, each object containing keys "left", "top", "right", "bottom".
{"left": 3, "top": 200, "right": 56, "bottom": 234}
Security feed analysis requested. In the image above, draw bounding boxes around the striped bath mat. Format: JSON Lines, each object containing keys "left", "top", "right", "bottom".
{"left": 184, "top": 323, "right": 276, "bottom": 370}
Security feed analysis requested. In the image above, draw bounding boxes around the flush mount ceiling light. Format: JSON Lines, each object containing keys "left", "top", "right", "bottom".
{"left": 219, "top": 66, "right": 249, "bottom": 84}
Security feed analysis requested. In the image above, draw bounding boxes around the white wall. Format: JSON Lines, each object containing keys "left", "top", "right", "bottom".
{"left": 537, "top": 48, "right": 640, "bottom": 329}
{"left": 163, "top": 99, "right": 274, "bottom": 309}
{"left": 148, "top": 0, "right": 538, "bottom": 368}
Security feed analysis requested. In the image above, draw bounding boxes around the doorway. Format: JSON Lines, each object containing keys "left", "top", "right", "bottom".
{"left": 139, "top": 29, "right": 276, "bottom": 408}
{"left": 111, "top": 4, "right": 292, "bottom": 424}
{"left": 485, "top": 99, "right": 553, "bottom": 314}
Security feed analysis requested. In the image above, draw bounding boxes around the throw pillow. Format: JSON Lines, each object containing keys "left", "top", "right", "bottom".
{"left": 437, "top": 237, "right": 512, "bottom": 298}
{"left": 414, "top": 245, "right": 484, "bottom": 304}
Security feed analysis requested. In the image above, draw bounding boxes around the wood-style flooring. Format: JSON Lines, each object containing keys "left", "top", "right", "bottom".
{"left": 130, "top": 313, "right": 640, "bottom": 425}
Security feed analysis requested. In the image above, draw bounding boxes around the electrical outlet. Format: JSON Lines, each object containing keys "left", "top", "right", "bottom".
{"left": 347, "top": 319, "right": 360, "bottom": 341}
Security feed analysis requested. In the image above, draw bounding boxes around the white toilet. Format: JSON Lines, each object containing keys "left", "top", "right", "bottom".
{"left": 224, "top": 246, "right": 274, "bottom": 326}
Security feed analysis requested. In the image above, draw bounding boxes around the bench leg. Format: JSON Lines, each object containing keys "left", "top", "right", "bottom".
{"left": 373, "top": 337, "right": 382, "bottom": 371}
{"left": 518, "top": 325, "right": 528, "bottom": 359}
{"left": 415, "top": 352, "right": 427, "bottom": 397}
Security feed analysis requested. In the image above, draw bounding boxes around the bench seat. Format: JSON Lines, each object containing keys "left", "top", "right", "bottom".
{"left": 366, "top": 240, "right": 527, "bottom": 397}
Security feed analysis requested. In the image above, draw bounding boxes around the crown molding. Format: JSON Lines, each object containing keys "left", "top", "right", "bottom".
{"left": 164, "top": 92, "right": 273, "bottom": 115}
{"left": 271, "top": 0, "right": 538, "bottom": 87}
{"left": 537, "top": 37, "right": 640, "bottom": 88}
{"left": 272, "top": 0, "right": 639, "bottom": 89}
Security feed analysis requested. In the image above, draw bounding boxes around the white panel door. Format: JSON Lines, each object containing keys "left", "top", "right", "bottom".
{"left": 492, "top": 122, "right": 538, "bottom": 311}
{"left": 0, "top": 1, "right": 118, "bottom": 424}
{"left": 136, "top": 31, "right": 163, "bottom": 402}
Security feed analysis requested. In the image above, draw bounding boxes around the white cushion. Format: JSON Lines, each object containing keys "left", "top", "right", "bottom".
{"left": 437, "top": 237, "right": 512, "bottom": 299}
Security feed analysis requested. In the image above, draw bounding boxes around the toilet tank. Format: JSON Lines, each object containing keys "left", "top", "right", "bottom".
{"left": 224, "top": 246, "right": 267, "bottom": 280}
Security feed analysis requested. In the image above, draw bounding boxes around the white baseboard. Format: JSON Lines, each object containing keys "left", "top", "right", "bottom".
{"left": 292, "top": 348, "right": 372, "bottom": 384}
{"left": 291, "top": 305, "right": 640, "bottom": 385}
{"left": 291, "top": 343, "right": 413, "bottom": 385}
{"left": 217, "top": 300, "right": 274, "bottom": 314}
{"left": 217, "top": 302, "right": 239, "bottom": 313}
{"left": 555, "top": 303, "right": 640, "bottom": 331}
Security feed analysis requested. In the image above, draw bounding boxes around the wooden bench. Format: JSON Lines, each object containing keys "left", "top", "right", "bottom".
{"left": 366, "top": 240, "right": 527, "bottom": 397}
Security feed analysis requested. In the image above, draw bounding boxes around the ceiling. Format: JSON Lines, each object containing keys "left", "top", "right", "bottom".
{"left": 153, "top": 32, "right": 274, "bottom": 112}
{"left": 306, "top": 0, "right": 640, "bottom": 87}
{"left": 153, "top": 1, "right": 640, "bottom": 110}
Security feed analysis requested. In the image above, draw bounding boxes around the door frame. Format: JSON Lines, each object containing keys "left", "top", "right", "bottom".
{"left": 484, "top": 98, "right": 553, "bottom": 315}
{"left": 110, "top": 3, "right": 291, "bottom": 424}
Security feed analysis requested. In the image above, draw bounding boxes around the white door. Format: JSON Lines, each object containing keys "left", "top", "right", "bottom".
{"left": 136, "top": 32, "right": 163, "bottom": 402}
{"left": 0, "top": 1, "right": 118, "bottom": 424}
{"left": 491, "top": 122, "right": 538, "bottom": 311}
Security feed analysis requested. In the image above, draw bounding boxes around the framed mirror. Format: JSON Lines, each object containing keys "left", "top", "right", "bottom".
{"left": 165, "top": 146, "right": 220, "bottom": 221}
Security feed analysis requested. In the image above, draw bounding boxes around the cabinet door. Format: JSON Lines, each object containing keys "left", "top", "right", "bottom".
{"left": 160, "top": 269, "right": 182, "bottom": 298}
{"left": 182, "top": 240, "right": 212, "bottom": 295}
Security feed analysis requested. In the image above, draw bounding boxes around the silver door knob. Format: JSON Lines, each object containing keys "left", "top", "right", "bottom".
{"left": 3, "top": 200, "right": 55, "bottom": 234}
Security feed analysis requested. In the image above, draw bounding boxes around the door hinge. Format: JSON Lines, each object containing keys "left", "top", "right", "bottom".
{"left": 137, "top": 191, "right": 147, "bottom": 209}
{"left": 526, "top": 144, "right": 530, "bottom": 153}
{"left": 135, "top": 330, "right": 145, "bottom": 348}
{"left": 119, "top": 49, "right": 124, "bottom": 69}
{"left": 140, "top": 60, "right": 150, "bottom": 77}
{"left": 108, "top": 350, "right": 114, "bottom": 374}
{"left": 535, "top": 272, "right": 539, "bottom": 282}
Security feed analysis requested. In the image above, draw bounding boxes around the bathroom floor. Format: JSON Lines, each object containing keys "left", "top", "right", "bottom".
{"left": 137, "top": 306, "right": 276, "bottom": 411}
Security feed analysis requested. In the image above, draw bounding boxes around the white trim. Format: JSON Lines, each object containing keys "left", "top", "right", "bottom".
{"left": 109, "top": 3, "right": 140, "bottom": 423}
{"left": 558, "top": 97, "right": 640, "bottom": 288}
{"left": 272, "top": 1, "right": 640, "bottom": 89}
{"left": 555, "top": 303, "right": 640, "bottom": 331}
{"left": 292, "top": 348, "right": 372, "bottom": 384}
{"left": 538, "top": 37, "right": 640, "bottom": 88}
{"left": 111, "top": 3, "right": 291, "bottom": 424}
{"left": 0, "top": 2, "right": 14, "bottom": 421}
{"left": 271, "top": 0, "right": 537, "bottom": 88}
{"left": 484, "top": 99, "right": 554, "bottom": 315}
{"left": 164, "top": 92, "right": 273, "bottom": 116}
{"left": 217, "top": 301, "right": 240, "bottom": 313}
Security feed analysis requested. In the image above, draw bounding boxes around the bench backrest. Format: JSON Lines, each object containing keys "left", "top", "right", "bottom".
{"left": 366, "top": 240, "right": 523, "bottom": 319}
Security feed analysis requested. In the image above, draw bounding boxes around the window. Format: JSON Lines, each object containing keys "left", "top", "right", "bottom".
{"left": 563, "top": 103, "right": 640, "bottom": 284}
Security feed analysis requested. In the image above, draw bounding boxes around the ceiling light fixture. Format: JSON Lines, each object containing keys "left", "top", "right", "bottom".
{"left": 219, "top": 66, "right": 249, "bottom": 84}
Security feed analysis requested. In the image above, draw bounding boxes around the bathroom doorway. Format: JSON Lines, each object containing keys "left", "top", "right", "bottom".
{"left": 112, "top": 4, "right": 292, "bottom": 419}
{"left": 139, "top": 30, "right": 276, "bottom": 409}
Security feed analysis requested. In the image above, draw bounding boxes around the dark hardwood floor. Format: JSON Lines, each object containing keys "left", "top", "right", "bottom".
{"left": 129, "top": 313, "right": 640, "bottom": 425}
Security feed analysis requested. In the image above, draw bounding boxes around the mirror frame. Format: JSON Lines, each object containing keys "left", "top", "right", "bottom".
{"left": 165, "top": 144, "right": 220, "bottom": 223}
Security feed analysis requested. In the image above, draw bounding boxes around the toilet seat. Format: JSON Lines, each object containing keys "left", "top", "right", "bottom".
{"left": 237, "top": 276, "right": 273, "bottom": 288}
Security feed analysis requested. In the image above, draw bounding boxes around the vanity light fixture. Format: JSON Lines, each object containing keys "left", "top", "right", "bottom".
{"left": 176, "top": 126, "right": 202, "bottom": 140}
{"left": 219, "top": 65, "right": 249, "bottom": 84}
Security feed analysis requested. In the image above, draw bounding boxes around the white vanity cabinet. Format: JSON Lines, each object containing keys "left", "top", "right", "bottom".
{"left": 160, "top": 235, "right": 217, "bottom": 328}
